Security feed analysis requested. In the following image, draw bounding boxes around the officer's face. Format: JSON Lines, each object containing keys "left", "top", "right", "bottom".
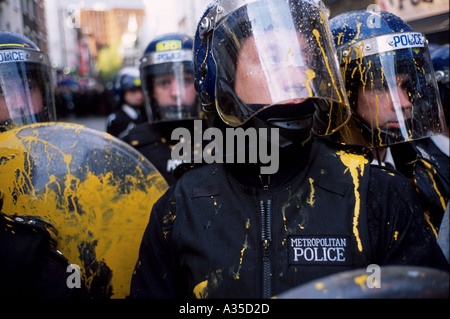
{"left": 152, "top": 72, "right": 196, "bottom": 107}
{"left": 356, "top": 74, "right": 412, "bottom": 130}
{"left": 0, "top": 79, "right": 44, "bottom": 122}
{"left": 234, "top": 30, "right": 312, "bottom": 105}
{"left": 123, "top": 87, "right": 144, "bottom": 108}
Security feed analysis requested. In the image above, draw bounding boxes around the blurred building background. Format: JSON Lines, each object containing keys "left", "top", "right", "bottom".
{"left": 0, "top": 0, "right": 48, "bottom": 52}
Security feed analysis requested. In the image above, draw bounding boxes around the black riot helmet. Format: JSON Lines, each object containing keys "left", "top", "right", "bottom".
{"left": 0, "top": 31, "right": 56, "bottom": 132}
{"left": 430, "top": 44, "right": 449, "bottom": 128}
{"left": 330, "top": 10, "right": 447, "bottom": 147}
{"left": 113, "top": 66, "right": 143, "bottom": 107}
{"left": 139, "top": 33, "right": 201, "bottom": 123}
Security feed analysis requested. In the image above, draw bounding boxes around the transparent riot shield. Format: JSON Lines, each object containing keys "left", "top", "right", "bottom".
{"left": 0, "top": 122, "right": 168, "bottom": 298}
{"left": 276, "top": 266, "right": 449, "bottom": 298}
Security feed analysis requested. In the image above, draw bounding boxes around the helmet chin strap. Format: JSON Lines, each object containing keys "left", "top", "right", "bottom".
{"left": 351, "top": 113, "right": 394, "bottom": 165}
{"left": 352, "top": 112, "right": 387, "bottom": 147}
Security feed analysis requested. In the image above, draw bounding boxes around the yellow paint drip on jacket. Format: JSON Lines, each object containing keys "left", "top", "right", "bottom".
{"left": 234, "top": 235, "right": 249, "bottom": 280}
{"left": 307, "top": 177, "right": 315, "bottom": 206}
{"left": 420, "top": 160, "right": 446, "bottom": 210}
{"left": 194, "top": 280, "right": 208, "bottom": 299}
{"left": 337, "top": 151, "right": 368, "bottom": 252}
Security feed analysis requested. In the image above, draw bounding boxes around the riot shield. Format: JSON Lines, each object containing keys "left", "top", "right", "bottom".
{"left": 0, "top": 122, "right": 168, "bottom": 298}
{"left": 276, "top": 266, "right": 449, "bottom": 298}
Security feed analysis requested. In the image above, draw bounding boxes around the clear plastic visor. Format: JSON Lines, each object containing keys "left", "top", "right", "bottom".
{"left": 211, "top": 0, "right": 349, "bottom": 128}
{"left": 0, "top": 62, "right": 55, "bottom": 132}
{"left": 141, "top": 61, "right": 200, "bottom": 123}
{"left": 340, "top": 45, "right": 447, "bottom": 147}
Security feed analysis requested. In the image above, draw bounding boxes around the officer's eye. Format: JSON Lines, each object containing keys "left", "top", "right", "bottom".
{"left": 399, "top": 81, "right": 409, "bottom": 91}
{"left": 184, "top": 73, "right": 194, "bottom": 84}
{"left": 372, "top": 79, "right": 388, "bottom": 91}
{"left": 155, "top": 78, "right": 172, "bottom": 88}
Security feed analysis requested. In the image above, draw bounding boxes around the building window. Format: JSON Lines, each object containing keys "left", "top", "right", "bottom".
{"left": 22, "top": 0, "right": 28, "bottom": 14}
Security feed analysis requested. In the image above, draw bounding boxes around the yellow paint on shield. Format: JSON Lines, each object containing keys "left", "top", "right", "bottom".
{"left": 315, "top": 282, "right": 325, "bottom": 290}
{"left": 0, "top": 123, "right": 168, "bottom": 298}
{"left": 354, "top": 274, "right": 368, "bottom": 291}
{"left": 337, "top": 151, "right": 368, "bottom": 252}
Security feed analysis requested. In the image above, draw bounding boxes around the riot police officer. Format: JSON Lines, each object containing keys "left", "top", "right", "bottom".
{"left": 106, "top": 67, "right": 146, "bottom": 138}
{"left": 130, "top": 0, "right": 448, "bottom": 299}
{"left": 0, "top": 31, "right": 56, "bottom": 132}
{"left": 431, "top": 44, "right": 449, "bottom": 134}
{"left": 329, "top": 11, "right": 449, "bottom": 231}
{"left": 121, "top": 33, "right": 203, "bottom": 185}
{"left": 0, "top": 31, "right": 89, "bottom": 298}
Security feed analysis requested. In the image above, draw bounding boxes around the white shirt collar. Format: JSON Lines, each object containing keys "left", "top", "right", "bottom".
{"left": 121, "top": 104, "right": 140, "bottom": 120}
{"left": 431, "top": 134, "right": 450, "bottom": 157}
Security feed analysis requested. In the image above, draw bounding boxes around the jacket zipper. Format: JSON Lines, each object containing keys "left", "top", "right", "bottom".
{"left": 260, "top": 199, "right": 272, "bottom": 298}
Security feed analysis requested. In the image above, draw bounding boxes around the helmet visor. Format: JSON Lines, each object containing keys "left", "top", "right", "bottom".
{"left": 141, "top": 50, "right": 201, "bottom": 123}
{"left": 339, "top": 33, "right": 447, "bottom": 146}
{"left": 0, "top": 58, "right": 56, "bottom": 132}
{"left": 211, "top": 0, "right": 350, "bottom": 130}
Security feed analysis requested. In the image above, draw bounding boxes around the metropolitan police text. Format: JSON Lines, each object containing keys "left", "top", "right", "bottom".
{"left": 290, "top": 237, "right": 347, "bottom": 262}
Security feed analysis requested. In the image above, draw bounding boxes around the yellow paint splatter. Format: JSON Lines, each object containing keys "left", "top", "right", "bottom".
{"left": 424, "top": 212, "right": 439, "bottom": 238}
{"left": 235, "top": 235, "right": 248, "bottom": 280}
{"left": 281, "top": 210, "right": 288, "bottom": 233}
{"left": 354, "top": 274, "right": 368, "bottom": 291}
{"left": 355, "top": 22, "right": 362, "bottom": 41}
{"left": 0, "top": 123, "right": 169, "bottom": 298}
{"left": 315, "top": 282, "right": 325, "bottom": 290}
{"left": 394, "top": 231, "right": 399, "bottom": 241}
{"left": 337, "top": 151, "right": 368, "bottom": 252}
{"left": 303, "top": 69, "right": 316, "bottom": 97}
{"left": 312, "top": 29, "right": 346, "bottom": 134}
{"left": 421, "top": 160, "right": 446, "bottom": 210}
{"left": 307, "top": 177, "right": 315, "bottom": 206}
{"left": 194, "top": 280, "right": 208, "bottom": 299}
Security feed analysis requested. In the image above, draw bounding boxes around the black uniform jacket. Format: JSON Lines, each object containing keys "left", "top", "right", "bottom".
{"left": 106, "top": 105, "right": 146, "bottom": 138}
{"left": 0, "top": 212, "right": 89, "bottom": 298}
{"left": 391, "top": 137, "right": 449, "bottom": 229}
{"left": 122, "top": 120, "right": 207, "bottom": 186}
{"left": 122, "top": 122, "right": 176, "bottom": 185}
{"left": 130, "top": 137, "right": 448, "bottom": 298}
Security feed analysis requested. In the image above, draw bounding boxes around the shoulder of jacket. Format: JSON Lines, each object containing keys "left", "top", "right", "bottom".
{"left": 174, "top": 162, "right": 217, "bottom": 180}
{"left": 0, "top": 212, "right": 58, "bottom": 247}
{"left": 312, "top": 136, "right": 374, "bottom": 164}
{"left": 321, "top": 136, "right": 372, "bottom": 156}
{"left": 122, "top": 123, "right": 162, "bottom": 145}
{"left": 369, "top": 162, "right": 408, "bottom": 181}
